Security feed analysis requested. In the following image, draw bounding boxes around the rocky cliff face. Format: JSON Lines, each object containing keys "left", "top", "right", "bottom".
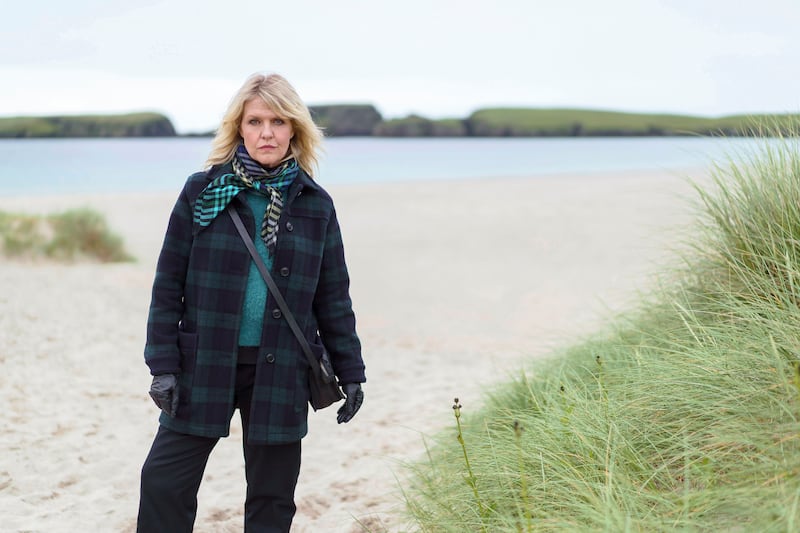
{"left": 309, "top": 105, "right": 382, "bottom": 136}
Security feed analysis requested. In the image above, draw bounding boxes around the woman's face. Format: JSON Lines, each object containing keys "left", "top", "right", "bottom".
{"left": 239, "top": 98, "right": 294, "bottom": 168}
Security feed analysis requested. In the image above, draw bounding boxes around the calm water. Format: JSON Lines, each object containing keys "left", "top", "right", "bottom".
{"left": 0, "top": 136, "right": 767, "bottom": 196}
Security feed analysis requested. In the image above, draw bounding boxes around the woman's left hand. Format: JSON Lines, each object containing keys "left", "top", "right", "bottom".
{"left": 336, "top": 383, "right": 364, "bottom": 424}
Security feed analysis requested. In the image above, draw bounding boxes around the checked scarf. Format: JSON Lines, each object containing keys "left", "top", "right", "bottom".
{"left": 193, "top": 145, "right": 298, "bottom": 254}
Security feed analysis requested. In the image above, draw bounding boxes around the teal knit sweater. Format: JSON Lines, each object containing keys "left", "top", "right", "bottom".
{"left": 237, "top": 190, "right": 281, "bottom": 346}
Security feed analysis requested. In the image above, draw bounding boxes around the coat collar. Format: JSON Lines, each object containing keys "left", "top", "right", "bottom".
{"left": 292, "top": 167, "right": 320, "bottom": 192}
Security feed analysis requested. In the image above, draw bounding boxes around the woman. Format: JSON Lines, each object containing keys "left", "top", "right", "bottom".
{"left": 137, "top": 73, "right": 366, "bottom": 532}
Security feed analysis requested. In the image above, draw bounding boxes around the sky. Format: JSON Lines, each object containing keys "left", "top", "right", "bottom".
{"left": 2, "top": 0, "right": 799, "bottom": 133}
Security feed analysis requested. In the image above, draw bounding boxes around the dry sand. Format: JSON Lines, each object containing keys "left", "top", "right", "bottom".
{"left": 0, "top": 168, "right": 705, "bottom": 532}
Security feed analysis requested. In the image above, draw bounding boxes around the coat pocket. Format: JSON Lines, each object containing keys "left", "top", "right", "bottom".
{"left": 176, "top": 330, "right": 198, "bottom": 414}
{"left": 177, "top": 331, "right": 198, "bottom": 370}
{"left": 284, "top": 208, "right": 327, "bottom": 244}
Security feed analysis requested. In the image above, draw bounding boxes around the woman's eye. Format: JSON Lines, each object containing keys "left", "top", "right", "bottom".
{"left": 273, "top": 118, "right": 285, "bottom": 125}
{"left": 248, "top": 119, "right": 260, "bottom": 125}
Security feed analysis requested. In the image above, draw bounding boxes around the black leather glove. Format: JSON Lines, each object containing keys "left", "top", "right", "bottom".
{"left": 149, "top": 374, "right": 179, "bottom": 418}
{"left": 337, "top": 383, "right": 364, "bottom": 424}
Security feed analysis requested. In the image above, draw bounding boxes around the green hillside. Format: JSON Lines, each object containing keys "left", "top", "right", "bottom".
{"left": 0, "top": 113, "right": 176, "bottom": 138}
{"left": 466, "top": 108, "right": 800, "bottom": 136}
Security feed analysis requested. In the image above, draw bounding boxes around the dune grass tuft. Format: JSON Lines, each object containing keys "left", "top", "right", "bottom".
{"left": 402, "top": 130, "right": 800, "bottom": 531}
{"left": 0, "top": 208, "right": 134, "bottom": 262}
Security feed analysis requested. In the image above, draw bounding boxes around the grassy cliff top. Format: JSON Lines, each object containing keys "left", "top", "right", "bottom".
{"left": 0, "top": 112, "right": 176, "bottom": 138}
{"left": 467, "top": 107, "right": 800, "bottom": 136}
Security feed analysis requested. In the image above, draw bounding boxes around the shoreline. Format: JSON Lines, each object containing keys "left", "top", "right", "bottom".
{"left": 0, "top": 168, "right": 704, "bottom": 531}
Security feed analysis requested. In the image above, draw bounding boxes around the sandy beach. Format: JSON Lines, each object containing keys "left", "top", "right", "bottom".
{"left": 0, "top": 168, "right": 703, "bottom": 532}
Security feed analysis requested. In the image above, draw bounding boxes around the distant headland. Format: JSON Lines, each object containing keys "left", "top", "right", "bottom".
{"left": 1, "top": 106, "right": 796, "bottom": 138}
{"left": 0, "top": 113, "right": 176, "bottom": 138}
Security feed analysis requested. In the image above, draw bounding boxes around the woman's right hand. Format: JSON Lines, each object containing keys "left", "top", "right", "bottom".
{"left": 148, "top": 374, "right": 179, "bottom": 417}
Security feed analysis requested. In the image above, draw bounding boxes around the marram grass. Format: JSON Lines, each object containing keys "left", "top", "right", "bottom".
{"left": 0, "top": 208, "right": 133, "bottom": 262}
{"left": 402, "top": 132, "right": 800, "bottom": 532}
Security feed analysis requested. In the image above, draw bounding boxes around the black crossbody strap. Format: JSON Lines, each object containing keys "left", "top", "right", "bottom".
{"left": 228, "top": 207, "right": 332, "bottom": 379}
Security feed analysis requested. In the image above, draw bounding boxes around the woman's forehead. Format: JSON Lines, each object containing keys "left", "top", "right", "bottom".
{"left": 243, "top": 98, "right": 287, "bottom": 117}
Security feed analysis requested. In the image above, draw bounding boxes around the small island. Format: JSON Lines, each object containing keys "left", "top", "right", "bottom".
{"left": 1, "top": 107, "right": 796, "bottom": 138}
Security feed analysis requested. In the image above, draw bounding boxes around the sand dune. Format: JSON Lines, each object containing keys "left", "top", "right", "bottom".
{"left": 0, "top": 169, "right": 702, "bottom": 531}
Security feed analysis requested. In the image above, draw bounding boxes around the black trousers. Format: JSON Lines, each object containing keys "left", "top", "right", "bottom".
{"left": 137, "top": 361, "right": 302, "bottom": 533}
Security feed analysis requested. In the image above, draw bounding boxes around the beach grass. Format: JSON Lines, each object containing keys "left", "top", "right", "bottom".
{"left": 401, "top": 130, "right": 800, "bottom": 531}
{"left": 0, "top": 208, "right": 134, "bottom": 262}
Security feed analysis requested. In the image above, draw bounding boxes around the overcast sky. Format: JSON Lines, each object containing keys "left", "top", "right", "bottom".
{"left": 2, "top": 0, "right": 799, "bottom": 133}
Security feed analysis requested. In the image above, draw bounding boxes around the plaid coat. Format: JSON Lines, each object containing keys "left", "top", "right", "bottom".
{"left": 144, "top": 162, "right": 365, "bottom": 444}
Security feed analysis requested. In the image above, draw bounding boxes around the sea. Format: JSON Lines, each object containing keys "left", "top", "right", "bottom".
{"left": 0, "top": 136, "right": 771, "bottom": 196}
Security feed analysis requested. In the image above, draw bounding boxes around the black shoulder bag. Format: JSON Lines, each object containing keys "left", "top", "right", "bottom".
{"left": 228, "top": 207, "right": 345, "bottom": 411}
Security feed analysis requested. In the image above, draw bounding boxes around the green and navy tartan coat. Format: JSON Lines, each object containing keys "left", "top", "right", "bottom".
{"left": 144, "top": 162, "right": 365, "bottom": 444}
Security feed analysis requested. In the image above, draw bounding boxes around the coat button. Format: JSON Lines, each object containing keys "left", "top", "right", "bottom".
{"left": 286, "top": 222, "right": 294, "bottom": 232}
{"left": 272, "top": 308, "right": 282, "bottom": 319}
{"left": 280, "top": 267, "right": 290, "bottom": 277}
{"left": 265, "top": 353, "right": 276, "bottom": 363}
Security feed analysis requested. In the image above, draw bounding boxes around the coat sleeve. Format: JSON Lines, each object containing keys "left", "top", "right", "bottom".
{"left": 143, "top": 181, "right": 195, "bottom": 376}
{"left": 313, "top": 207, "right": 366, "bottom": 384}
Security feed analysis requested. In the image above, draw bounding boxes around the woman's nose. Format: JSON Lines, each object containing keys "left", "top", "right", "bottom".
{"left": 260, "top": 124, "right": 273, "bottom": 139}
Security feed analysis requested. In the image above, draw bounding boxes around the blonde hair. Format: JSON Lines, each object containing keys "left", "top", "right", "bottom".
{"left": 205, "top": 73, "right": 323, "bottom": 176}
